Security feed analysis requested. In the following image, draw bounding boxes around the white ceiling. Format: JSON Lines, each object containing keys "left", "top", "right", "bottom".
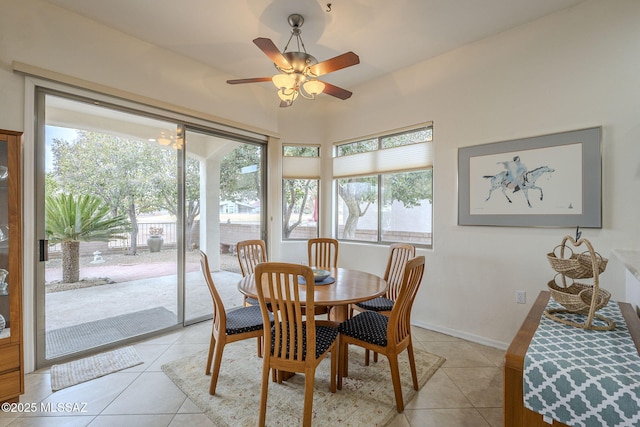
{"left": 43, "top": 0, "right": 585, "bottom": 92}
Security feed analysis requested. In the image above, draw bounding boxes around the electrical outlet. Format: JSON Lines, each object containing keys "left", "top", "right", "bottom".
{"left": 516, "top": 290, "right": 526, "bottom": 304}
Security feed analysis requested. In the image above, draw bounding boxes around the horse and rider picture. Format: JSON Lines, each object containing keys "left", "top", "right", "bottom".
{"left": 468, "top": 142, "right": 583, "bottom": 216}
{"left": 483, "top": 155, "right": 555, "bottom": 208}
{"left": 459, "top": 127, "right": 601, "bottom": 227}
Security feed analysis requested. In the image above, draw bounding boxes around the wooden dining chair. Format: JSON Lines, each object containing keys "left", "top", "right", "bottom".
{"left": 199, "top": 250, "right": 272, "bottom": 395}
{"left": 236, "top": 239, "right": 268, "bottom": 307}
{"left": 307, "top": 237, "right": 339, "bottom": 268}
{"left": 307, "top": 238, "right": 338, "bottom": 317}
{"left": 254, "top": 262, "right": 339, "bottom": 427}
{"left": 338, "top": 256, "right": 425, "bottom": 413}
{"left": 351, "top": 243, "right": 415, "bottom": 363}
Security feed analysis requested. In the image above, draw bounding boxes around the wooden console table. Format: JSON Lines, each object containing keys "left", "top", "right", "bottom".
{"left": 503, "top": 291, "right": 640, "bottom": 426}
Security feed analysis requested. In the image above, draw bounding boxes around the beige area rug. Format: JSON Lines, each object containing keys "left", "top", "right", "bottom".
{"left": 162, "top": 340, "right": 445, "bottom": 426}
{"left": 51, "top": 346, "right": 143, "bottom": 391}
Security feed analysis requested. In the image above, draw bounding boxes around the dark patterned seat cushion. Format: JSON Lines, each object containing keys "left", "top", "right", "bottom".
{"left": 226, "top": 305, "right": 273, "bottom": 335}
{"left": 355, "top": 296, "right": 394, "bottom": 312}
{"left": 338, "top": 311, "right": 388, "bottom": 347}
{"left": 270, "top": 322, "right": 338, "bottom": 360}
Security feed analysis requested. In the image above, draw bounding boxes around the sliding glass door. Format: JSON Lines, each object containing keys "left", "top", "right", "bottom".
{"left": 34, "top": 89, "right": 266, "bottom": 366}
{"left": 183, "top": 128, "right": 265, "bottom": 322}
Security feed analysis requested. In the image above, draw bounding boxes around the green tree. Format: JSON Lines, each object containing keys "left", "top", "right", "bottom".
{"left": 337, "top": 177, "right": 377, "bottom": 238}
{"left": 45, "top": 193, "right": 128, "bottom": 283}
{"left": 282, "top": 146, "right": 318, "bottom": 238}
{"left": 219, "top": 144, "right": 262, "bottom": 202}
{"left": 51, "top": 131, "right": 162, "bottom": 255}
{"left": 149, "top": 149, "right": 200, "bottom": 250}
{"left": 337, "top": 129, "right": 433, "bottom": 239}
{"left": 283, "top": 179, "right": 316, "bottom": 238}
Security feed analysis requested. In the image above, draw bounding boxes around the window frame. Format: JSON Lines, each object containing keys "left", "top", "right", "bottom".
{"left": 333, "top": 125, "right": 433, "bottom": 248}
{"left": 282, "top": 144, "right": 321, "bottom": 241}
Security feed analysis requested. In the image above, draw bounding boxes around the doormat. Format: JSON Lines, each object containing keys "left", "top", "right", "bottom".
{"left": 46, "top": 306, "right": 176, "bottom": 359}
{"left": 51, "top": 346, "right": 143, "bottom": 391}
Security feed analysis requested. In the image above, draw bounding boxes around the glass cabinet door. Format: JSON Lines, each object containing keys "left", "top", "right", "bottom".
{"left": 0, "top": 130, "right": 22, "bottom": 345}
{"left": 0, "top": 129, "right": 24, "bottom": 404}
{"left": 0, "top": 137, "right": 9, "bottom": 339}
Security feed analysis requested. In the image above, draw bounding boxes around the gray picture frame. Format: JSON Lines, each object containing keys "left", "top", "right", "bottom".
{"left": 458, "top": 127, "right": 602, "bottom": 227}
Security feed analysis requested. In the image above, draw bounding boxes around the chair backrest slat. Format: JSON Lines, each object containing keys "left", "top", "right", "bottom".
{"left": 199, "top": 250, "right": 226, "bottom": 334}
{"left": 308, "top": 238, "right": 338, "bottom": 268}
{"left": 387, "top": 256, "right": 425, "bottom": 346}
{"left": 237, "top": 239, "right": 267, "bottom": 277}
{"left": 384, "top": 243, "right": 416, "bottom": 301}
{"left": 255, "top": 262, "right": 316, "bottom": 363}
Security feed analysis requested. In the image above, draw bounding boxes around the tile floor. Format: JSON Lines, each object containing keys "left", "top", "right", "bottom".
{"left": 0, "top": 322, "right": 505, "bottom": 427}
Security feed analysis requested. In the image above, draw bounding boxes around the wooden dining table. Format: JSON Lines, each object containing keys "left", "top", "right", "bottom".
{"left": 237, "top": 267, "right": 388, "bottom": 322}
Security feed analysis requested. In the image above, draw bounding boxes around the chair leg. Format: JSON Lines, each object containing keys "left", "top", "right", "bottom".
{"left": 256, "top": 335, "right": 263, "bottom": 358}
{"left": 364, "top": 349, "right": 370, "bottom": 366}
{"left": 407, "top": 341, "right": 419, "bottom": 390}
{"left": 388, "top": 353, "right": 405, "bottom": 413}
{"left": 329, "top": 341, "right": 338, "bottom": 393}
{"left": 205, "top": 334, "right": 215, "bottom": 375}
{"left": 338, "top": 340, "right": 349, "bottom": 389}
{"left": 373, "top": 352, "right": 379, "bottom": 363}
{"left": 208, "top": 339, "right": 225, "bottom": 395}
{"left": 302, "top": 367, "right": 316, "bottom": 427}
{"left": 258, "top": 359, "right": 271, "bottom": 427}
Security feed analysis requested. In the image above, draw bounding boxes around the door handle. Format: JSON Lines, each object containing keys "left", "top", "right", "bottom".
{"left": 39, "top": 239, "right": 48, "bottom": 262}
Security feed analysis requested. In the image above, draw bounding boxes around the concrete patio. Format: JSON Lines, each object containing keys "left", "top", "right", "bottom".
{"left": 44, "top": 264, "right": 243, "bottom": 358}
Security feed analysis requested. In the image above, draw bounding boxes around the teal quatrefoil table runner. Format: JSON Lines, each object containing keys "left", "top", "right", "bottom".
{"left": 524, "top": 300, "right": 640, "bottom": 426}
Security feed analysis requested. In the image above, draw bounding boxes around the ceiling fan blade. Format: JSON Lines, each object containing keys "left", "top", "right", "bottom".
{"left": 308, "top": 52, "right": 360, "bottom": 77}
{"left": 322, "top": 82, "right": 353, "bottom": 100}
{"left": 253, "top": 38, "right": 291, "bottom": 70}
{"left": 226, "top": 77, "right": 273, "bottom": 84}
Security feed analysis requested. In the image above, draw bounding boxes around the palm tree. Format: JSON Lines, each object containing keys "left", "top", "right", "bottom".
{"left": 45, "top": 193, "right": 129, "bottom": 283}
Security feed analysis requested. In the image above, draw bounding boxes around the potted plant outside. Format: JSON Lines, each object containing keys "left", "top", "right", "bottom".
{"left": 147, "top": 227, "right": 164, "bottom": 252}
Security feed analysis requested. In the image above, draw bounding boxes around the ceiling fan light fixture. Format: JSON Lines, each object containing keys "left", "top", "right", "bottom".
{"left": 277, "top": 88, "right": 298, "bottom": 103}
{"left": 272, "top": 73, "right": 294, "bottom": 90}
{"left": 157, "top": 132, "right": 172, "bottom": 146}
{"left": 303, "top": 79, "right": 325, "bottom": 97}
{"left": 227, "top": 13, "right": 359, "bottom": 106}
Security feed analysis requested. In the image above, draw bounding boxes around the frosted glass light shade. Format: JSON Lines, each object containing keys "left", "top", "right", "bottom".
{"left": 303, "top": 79, "right": 325, "bottom": 96}
{"left": 272, "top": 73, "right": 294, "bottom": 90}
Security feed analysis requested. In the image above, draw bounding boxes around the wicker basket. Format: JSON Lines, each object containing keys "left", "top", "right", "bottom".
{"left": 547, "top": 278, "right": 610, "bottom": 315}
{"left": 544, "top": 235, "right": 614, "bottom": 330}
{"left": 546, "top": 246, "right": 608, "bottom": 279}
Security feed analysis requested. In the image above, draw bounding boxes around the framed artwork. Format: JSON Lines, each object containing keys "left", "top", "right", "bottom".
{"left": 458, "top": 127, "right": 601, "bottom": 227}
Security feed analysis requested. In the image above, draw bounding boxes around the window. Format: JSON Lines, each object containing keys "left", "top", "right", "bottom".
{"left": 282, "top": 145, "right": 320, "bottom": 239}
{"left": 283, "top": 145, "right": 319, "bottom": 157}
{"left": 336, "top": 176, "right": 378, "bottom": 242}
{"left": 334, "top": 126, "right": 433, "bottom": 247}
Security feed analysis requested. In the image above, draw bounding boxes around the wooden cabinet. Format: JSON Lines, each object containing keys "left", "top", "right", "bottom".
{"left": 504, "top": 291, "right": 640, "bottom": 426}
{"left": 0, "top": 129, "right": 23, "bottom": 403}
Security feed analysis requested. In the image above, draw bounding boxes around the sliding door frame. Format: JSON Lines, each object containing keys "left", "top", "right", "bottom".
{"left": 30, "top": 81, "right": 268, "bottom": 368}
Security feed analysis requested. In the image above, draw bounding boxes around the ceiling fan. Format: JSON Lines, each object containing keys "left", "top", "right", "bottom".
{"left": 227, "top": 13, "right": 360, "bottom": 108}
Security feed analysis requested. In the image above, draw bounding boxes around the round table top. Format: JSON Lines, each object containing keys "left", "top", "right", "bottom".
{"left": 237, "top": 267, "right": 387, "bottom": 307}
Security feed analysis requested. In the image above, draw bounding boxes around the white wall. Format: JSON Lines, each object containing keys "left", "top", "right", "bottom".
{"left": 1, "top": 0, "right": 639, "bottom": 361}
{"left": 325, "top": 0, "right": 640, "bottom": 347}
{"left": 0, "top": 0, "right": 279, "bottom": 134}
